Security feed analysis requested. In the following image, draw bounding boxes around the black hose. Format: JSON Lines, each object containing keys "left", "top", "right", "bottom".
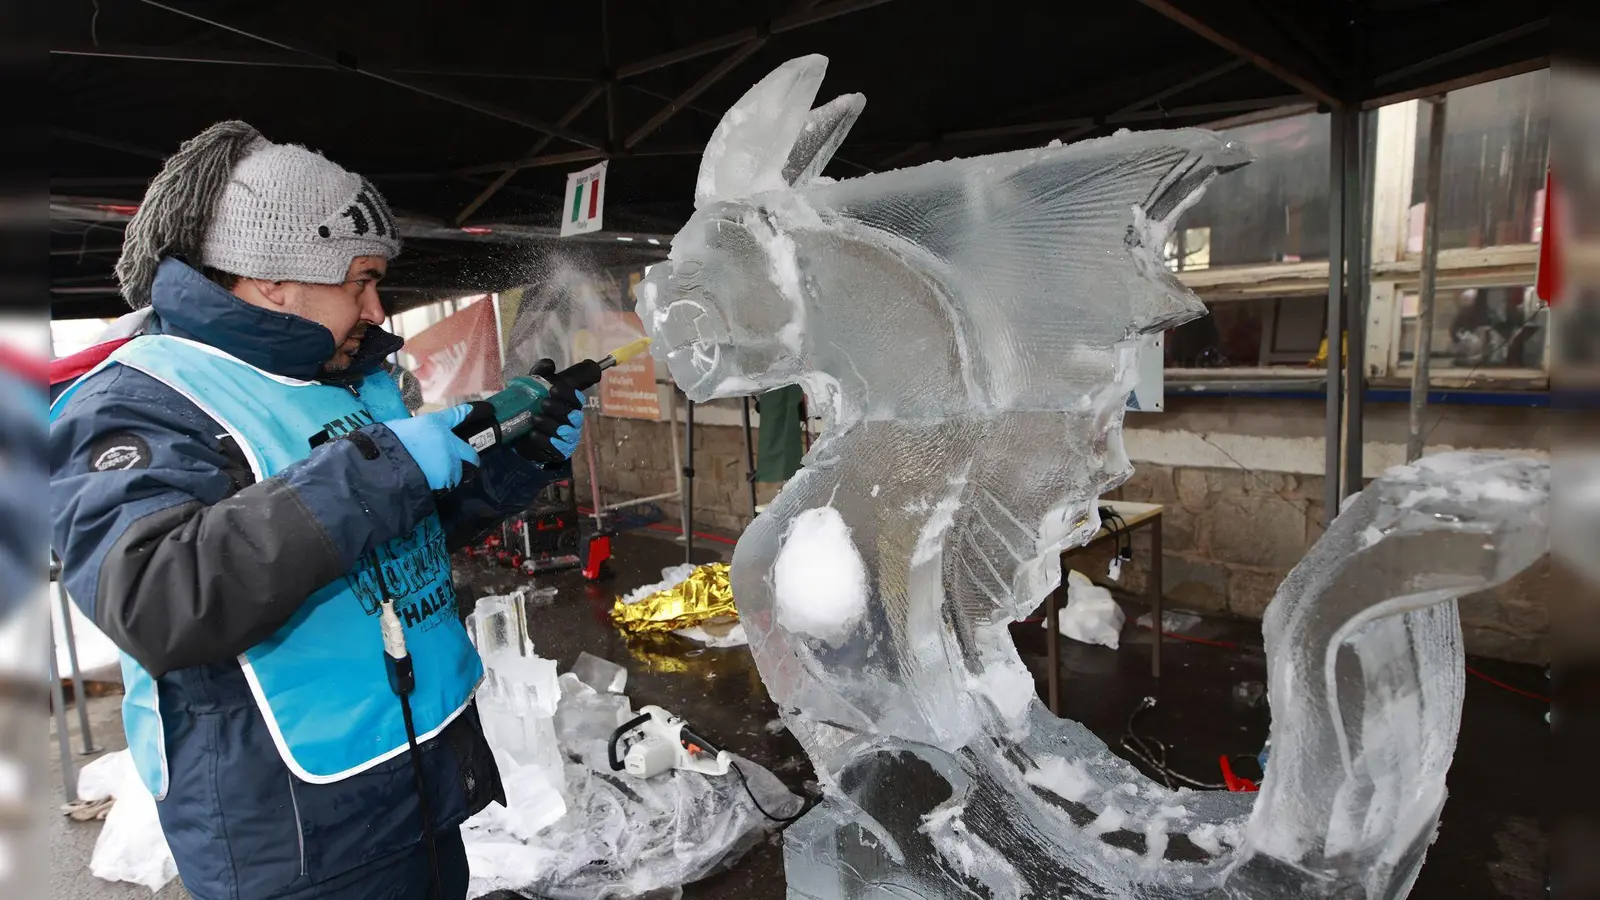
{"left": 372, "top": 553, "right": 441, "bottom": 900}
{"left": 398, "top": 689, "right": 441, "bottom": 900}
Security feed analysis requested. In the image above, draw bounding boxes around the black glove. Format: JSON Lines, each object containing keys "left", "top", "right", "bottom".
{"left": 511, "top": 358, "right": 587, "bottom": 468}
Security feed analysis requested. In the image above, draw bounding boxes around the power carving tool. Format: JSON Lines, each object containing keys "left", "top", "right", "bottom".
{"left": 607, "top": 705, "right": 732, "bottom": 779}
{"left": 452, "top": 338, "right": 652, "bottom": 452}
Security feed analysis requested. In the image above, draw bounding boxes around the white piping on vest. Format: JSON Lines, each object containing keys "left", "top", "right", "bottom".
{"left": 114, "top": 339, "right": 481, "bottom": 784}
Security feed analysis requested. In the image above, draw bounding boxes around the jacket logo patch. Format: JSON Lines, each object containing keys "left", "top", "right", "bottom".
{"left": 90, "top": 434, "right": 150, "bottom": 472}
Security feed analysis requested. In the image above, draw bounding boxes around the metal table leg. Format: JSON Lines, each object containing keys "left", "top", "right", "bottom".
{"left": 1046, "top": 581, "right": 1061, "bottom": 716}
{"left": 54, "top": 581, "right": 99, "bottom": 754}
{"left": 1149, "top": 513, "right": 1163, "bottom": 679}
{"left": 49, "top": 632, "right": 77, "bottom": 801}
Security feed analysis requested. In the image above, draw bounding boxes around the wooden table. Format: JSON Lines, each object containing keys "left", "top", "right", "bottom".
{"left": 1044, "top": 500, "right": 1164, "bottom": 716}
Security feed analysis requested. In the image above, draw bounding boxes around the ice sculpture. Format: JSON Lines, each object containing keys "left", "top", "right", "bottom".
{"left": 638, "top": 55, "right": 1551, "bottom": 899}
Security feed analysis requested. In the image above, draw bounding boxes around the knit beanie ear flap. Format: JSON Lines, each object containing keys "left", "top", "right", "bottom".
{"left": 114, "top": 120, "right": 268, "bottom": 309}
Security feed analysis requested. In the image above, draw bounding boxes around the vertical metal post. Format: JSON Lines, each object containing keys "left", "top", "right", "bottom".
{"left": 582, "top": 413, "right": 605, "bottom": 529}
{"left": 54, "top": 580, "right": 98, "bottom": 754}
{"left": 1045, "top": 584, "right": 1061, "bottom": 716}
{"left": 1149, "top": 518, "right": 1163, "bottom": 679}
{"left": 50, "top": 629, "right": 77, "bottom": 800}
{"left": 1323, "top": 106, "right": 1349, "bottom": 526}
{"left": 1408, "top": 96, "right": 1449, "bottom": 463}
{"left": 683, "top": 399, "right": 696, "bottom": 563}
{"left": 740, "top": 397, "right": 759, "bottom": 521}
{"left": 666, "top": 387, "right": 685, "bottom": 512}
{"left": 1342, "top": 108, "right": 1371, "bottom": 497}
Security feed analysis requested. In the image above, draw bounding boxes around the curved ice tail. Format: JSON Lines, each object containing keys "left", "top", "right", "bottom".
{"left": 1229, "top": 453, "right": 1549, "bottom": 898}
{"left": 694, "top": 54, "right": 862, "bottom": 207}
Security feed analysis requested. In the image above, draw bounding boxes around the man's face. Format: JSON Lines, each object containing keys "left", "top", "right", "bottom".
{"left": 258, "top": 255, "right": 388, "bottom": 371}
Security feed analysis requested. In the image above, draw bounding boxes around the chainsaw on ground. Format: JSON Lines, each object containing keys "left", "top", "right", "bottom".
{"left": 607, "top": 705, "right": 732, "bottom": 778}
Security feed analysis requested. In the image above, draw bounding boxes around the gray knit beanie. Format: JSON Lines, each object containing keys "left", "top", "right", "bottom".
{"left": 115, "top": 120, "right": 402, "bottom": 309}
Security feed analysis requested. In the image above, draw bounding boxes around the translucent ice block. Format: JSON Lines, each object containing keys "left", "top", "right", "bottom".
{"left": 570, "top": 651, "right": 628, "bottom": 694}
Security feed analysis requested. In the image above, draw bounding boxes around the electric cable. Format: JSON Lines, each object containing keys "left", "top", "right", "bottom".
{"left": 1119, "top": 696, "right": 1228, "bottom": 791}
{"left": 371, "top": 554, "right": 442, "bottom": 900}
{"left": 730, "top": 760, "right": 814, "bottom": 825}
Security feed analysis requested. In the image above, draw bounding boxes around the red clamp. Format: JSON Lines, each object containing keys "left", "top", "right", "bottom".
{"left": 1219, "top": 756, "right": 1258, "bottom": 792}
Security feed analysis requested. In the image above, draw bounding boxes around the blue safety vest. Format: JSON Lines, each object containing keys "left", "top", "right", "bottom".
{"left": 51, "top": 335, "right": 482, "bottom": 796}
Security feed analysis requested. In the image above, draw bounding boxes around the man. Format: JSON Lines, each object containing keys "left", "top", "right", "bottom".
{"left": 50, "top": 121, "right": 583, "bottom": 900}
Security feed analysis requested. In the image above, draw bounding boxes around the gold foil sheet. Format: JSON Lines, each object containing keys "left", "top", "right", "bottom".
{"left": 609, "top": 562, "right": 736, "bottom": 634}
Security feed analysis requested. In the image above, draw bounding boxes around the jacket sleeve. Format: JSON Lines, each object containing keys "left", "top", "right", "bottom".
{"left": 434, "top": 446, "right": 562, "bottom": 552}
{"left": 50, "top": 366, "right": 437, "bottom": 676}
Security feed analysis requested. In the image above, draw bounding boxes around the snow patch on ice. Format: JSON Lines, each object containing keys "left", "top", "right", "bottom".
{"left": 1187, "top": 821, "right": 1241, "bottom": 856}
{"left": 1087, "top": 803, "right": 1127, "bottom": 836}
{"left": 911, "top": 483, "right": 965, "bottom": 566}
{"left": 919, "top": 804, "right": 1025, "bottom": 900}
{"left": 773, "top": 506, "right": 868, "bottom": 645}
{"left": 1024, "top": 756, "right": 1096, "bottom": 802}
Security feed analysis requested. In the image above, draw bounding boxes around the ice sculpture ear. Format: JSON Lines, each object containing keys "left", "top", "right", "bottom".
{"left": 694, "top": 55, "right": 829, "bottom": 208}
{"left": 781, "top": 93, "right": 865, "bottom": 187}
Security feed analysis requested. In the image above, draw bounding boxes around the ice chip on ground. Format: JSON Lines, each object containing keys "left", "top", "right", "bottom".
{"left": 620, "top": 564, "right": 699, "bottom": 605}
{"left": 675, "top": 621, "right": 750, "bottom": 647}
{"left": 1135, "top": 609, "right": 1204, "bottom": 633}
{"left": 571, "top": 651, "right": 628, "bottom": 694}
{"left": 639, "top": 54, "right": 1552, "bottom": 900}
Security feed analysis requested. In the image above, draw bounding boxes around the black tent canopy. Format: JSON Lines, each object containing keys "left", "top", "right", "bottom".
{"left": 50, "top": 0, "right": 1548, "bottom": 318}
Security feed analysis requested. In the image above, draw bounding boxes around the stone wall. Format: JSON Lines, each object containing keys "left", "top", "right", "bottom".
{"left": 576, "top": 398, "right": 1552, "bottom": 664}
{"left": 1097, "top": 462, "right": 1550, "bottom": 664}
{"left": 574, "top": 412, "right": 779, "bottom": 537}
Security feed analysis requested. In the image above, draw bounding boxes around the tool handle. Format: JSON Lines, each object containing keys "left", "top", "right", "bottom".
{"left": 555, "top": 359, "right": 604, "bottom": 392}
{"left": 451, "top": 400, "right": 502, "bottom": 451}
{"left": 607, "top": 712, "right": 654, "bottom": 772}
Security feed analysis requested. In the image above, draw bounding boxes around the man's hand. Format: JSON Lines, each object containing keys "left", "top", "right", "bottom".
{"left": 512, "top": 359, "right": 586, "bottom": 467}
{"left": 381, "top": 404, "right": 481, "bottom": 490}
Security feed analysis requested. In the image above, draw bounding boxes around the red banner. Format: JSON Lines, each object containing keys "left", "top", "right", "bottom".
{"left": 403, "top": 297, "right": 504, "bottom": 404}
{"left": 1536, "top": 169, "right": 1561, "bottom": 305}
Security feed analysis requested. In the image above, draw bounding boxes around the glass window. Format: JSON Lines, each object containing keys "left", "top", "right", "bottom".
{"left": 1408, "top": 69, "right": 1549, "bottom": 251}
{"left": 1166, "top": 297, "right": 1326, "bottom": 369}
{"left": 1396, "top": 284, "right": 1547, "bottom": 370}
{"left": 1170, "top": 113, "right": 1332, "bottom": 266}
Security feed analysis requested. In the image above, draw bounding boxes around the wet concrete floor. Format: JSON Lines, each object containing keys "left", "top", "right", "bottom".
{"left": 457, "top": 529, "right": 1548, "bottom": 900}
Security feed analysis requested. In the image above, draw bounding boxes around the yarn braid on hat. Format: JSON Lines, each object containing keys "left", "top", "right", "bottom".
{"left": 115, "top": 120, "right": 403, "bottom": 309}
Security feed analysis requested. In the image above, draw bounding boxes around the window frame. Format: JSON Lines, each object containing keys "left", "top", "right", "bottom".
{"left": 1163, "top": 87, "right": 1552, "bottom": 391}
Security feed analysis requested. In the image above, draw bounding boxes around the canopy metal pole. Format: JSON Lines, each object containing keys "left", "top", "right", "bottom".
{"left": 583, "top": 408, "right": 605, "bottom": 529}
{"left": 683, "top": 399, "right": 696, "bottom": 563}
{"left": 1407, "top": 96, "right": 1449, "bottom": 463}
{"left": 665, "top": 386, "right": 685, "bottom": 514}
{"left": 740, "top": 397, "right": 759, "bottom": 521}
{"left": 1323, "top": 106, "right": 1350, "bottom": 525}
{"left": 1342, "top": 108, "right": 1372, "bottom": 497}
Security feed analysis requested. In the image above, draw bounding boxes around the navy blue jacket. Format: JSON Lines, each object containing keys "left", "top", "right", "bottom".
{"left": 50, "top": 259, "right": 553, "bottom": 900}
